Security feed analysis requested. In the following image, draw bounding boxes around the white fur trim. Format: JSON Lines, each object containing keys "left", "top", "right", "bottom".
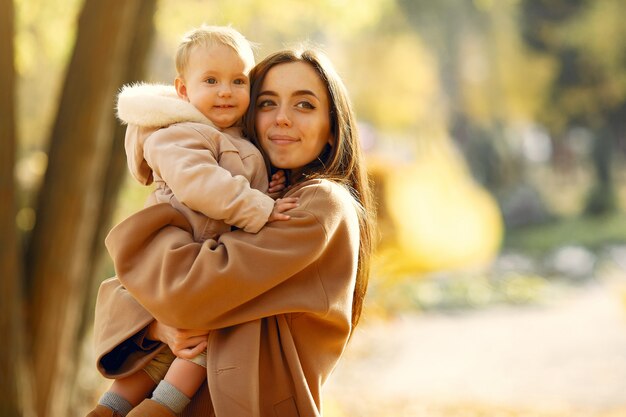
{"left": 116, "top": 82, "right": 214, "bottom": 128}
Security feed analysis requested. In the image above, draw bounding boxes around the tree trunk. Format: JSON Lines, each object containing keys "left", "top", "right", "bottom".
{"left": 24, "top": 1, "right": 150, "bottom": 415}
{"left": 0, "top": 1, "right": 31, "bottom": 416}
{"left": 69, "top": 2, "right": 157, "bottom": 411}
{"left": 584, "top": 128, "right": 616, "bottom": 215}
{"left": 86, "top": 0, "right": 157, "bottom": 302}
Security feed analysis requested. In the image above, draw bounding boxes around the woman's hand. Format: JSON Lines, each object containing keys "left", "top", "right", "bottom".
{"left": 147, "top": 320, "right": 209, "bottom": 359}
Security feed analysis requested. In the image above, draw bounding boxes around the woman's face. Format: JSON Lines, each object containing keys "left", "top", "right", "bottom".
{"left": 254, "top": 61, "right": 333, "bottom": 171}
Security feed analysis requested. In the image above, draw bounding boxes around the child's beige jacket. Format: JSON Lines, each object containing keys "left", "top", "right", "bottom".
{"left": 117, "top": 83, "right": 274, "bottom": 241}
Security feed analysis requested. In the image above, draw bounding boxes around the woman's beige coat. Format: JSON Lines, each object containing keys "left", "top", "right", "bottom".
{"left": 117, "top": 83, "right": 274, "bottom": 241}
{"left": 95, "top": 177, "right": 361, "bottom": 417}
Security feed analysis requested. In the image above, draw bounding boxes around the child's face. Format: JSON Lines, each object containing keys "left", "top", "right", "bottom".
{"left": 177, "top": 43, "right": 250, "bottom": 129}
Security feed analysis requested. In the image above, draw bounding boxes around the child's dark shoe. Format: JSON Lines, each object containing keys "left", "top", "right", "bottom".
{"left": 85, "top": 404, "right": 122, "bottom": 417}
{"left": 126, "top": 399, "right": 176, "bottom": 417}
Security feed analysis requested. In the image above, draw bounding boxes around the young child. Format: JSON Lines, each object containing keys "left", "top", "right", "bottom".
{"left": 87, "top": 25, "right": 297, "bottom": 417}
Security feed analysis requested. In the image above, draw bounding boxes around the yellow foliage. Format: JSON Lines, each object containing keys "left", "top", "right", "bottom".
{"left": 374, "top": 135, "right": 503, "bottom": 273}
{"left": 346, "top": 33, "right": 443, "bottom": 131}
{"left": 154, "top": 0, "right": 394, "bottom": 54}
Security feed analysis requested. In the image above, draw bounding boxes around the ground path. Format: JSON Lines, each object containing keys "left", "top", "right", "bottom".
{"left": 324, "top": 281, "right": 626, "bottom": 417}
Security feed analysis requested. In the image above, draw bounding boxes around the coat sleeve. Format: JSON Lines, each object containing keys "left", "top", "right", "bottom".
{"left": 144, "top": 124, "right": 274, "bottom": 233}
{"left": 93, "top": 277, "right": 167, "bottom": 378}
{"left": 105, "top": 183, "right": 351, "bottom": 331}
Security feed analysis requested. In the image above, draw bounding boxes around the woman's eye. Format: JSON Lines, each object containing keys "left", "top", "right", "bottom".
{"left": 296, "top": 101, "right": 315, "bottom": 110}
{"left": 257, "top": 99, "right": 275, "bottom": 108}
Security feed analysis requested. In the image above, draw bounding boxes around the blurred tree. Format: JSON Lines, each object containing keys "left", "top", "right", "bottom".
{"left": 13, "top": 0, "right": 157, "bottom": 416}
{"left": 394, "top": 0, "right": 488, "bottom": 142}
{"left": 520, "top": 0, "right": 626, "bottom": 215}
{"left": 395, "top": 1, "right": 537, "bottom": 186}
{"left": 355, "top": 2, "right": 505, "bottom": 272}
{"left": 0, "top": 1, "right": 32, "bottom": 416}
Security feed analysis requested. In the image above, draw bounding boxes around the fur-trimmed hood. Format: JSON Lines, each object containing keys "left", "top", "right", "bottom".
{"left": 117, "top": 83, "right": 219, "bottom": 186}
{"left": 116, "top": 82, "right": 214, "bottom": 128}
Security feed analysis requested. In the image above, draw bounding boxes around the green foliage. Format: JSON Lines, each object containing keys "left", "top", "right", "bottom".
{"left": 520, "top": 0, "right": 626, "bottom": 131}
{"left": 504, "top": 212, "right": 626, "bottom": 254}
{"left": 368, "top": 271, "right": 551, "bottom": 315}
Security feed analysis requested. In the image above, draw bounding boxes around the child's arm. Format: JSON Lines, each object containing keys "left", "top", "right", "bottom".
{"left": 144, "top": 125, "right": 282, "bottom": 233}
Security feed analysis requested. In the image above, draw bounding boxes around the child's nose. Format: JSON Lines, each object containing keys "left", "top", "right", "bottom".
{"left": 218, "top": 85, "right": 232, "bottom": 97}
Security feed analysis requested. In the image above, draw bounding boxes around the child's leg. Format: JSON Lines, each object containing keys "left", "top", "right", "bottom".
{"left": 88, "top": 349, "right": 174, "bottom": 417}
{"left": 87, "top": 370, "right": 155, "bottom": 417}
{"left": 163, "top": 356, "right": 207, "bottom": 398}
{"left": 148, "top": 355, "right": 207, "bottom": 414}
{"left": 109, "top": 370, "right": 157, "bottom": 405}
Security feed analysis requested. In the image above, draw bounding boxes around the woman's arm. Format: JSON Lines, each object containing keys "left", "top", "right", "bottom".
{"left": 94, "top": 277, "right": 160, "bottom": 378}
{"left": 94, "top": 277, "right": 211, "bottom": 377}
{"left": 106, "top": 181, "right": 358, "bottom": 331}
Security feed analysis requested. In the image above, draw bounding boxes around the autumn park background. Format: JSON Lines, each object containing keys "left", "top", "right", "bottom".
{"left": 2, "top": 0, "right": 626, "bottom": 416}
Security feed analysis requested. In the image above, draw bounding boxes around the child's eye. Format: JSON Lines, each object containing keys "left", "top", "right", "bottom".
{"left": 234, "top": 78, "right": 247, "bottom": 85}
{"left": 205, "top": 77, "right": 217, "bottom": 84}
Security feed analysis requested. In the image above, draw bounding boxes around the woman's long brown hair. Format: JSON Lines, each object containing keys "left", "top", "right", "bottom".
{"left": 244, "top": 49, "right": 376, "bottom": 331}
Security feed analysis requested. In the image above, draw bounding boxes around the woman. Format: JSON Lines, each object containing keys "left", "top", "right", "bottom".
{"left": 94, "top": 48, "right": 375, "bottom": 417}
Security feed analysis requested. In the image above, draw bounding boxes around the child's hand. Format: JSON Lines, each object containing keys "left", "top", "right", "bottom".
{"left": 268, "top": 197, "right": 299, "bottom": 222}
{"left": 268, "top": 170, "right": 287, "bottom": 194}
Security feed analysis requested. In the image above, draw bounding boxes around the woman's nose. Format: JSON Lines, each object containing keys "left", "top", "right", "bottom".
{"left": 275, "top": 108, "right": 291, "bottom": 127}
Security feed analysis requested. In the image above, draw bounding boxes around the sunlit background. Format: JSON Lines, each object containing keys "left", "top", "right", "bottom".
{"left": 8, "top": 0, "right": 626, "bottom": 416}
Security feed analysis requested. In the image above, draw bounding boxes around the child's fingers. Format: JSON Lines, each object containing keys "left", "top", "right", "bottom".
{"left": 272, "top": 170, "right": 285, "bottom": 180}
{"left": 268, "top": 183, "right": 285, "bottom": 193}
{"left": 277, "top": 203, "right": 299, "bottom": 212}
{"left": 276, "top": 198, "right": 299, "bottom": 212}
{"left": 277, "top": 197, "right": 299, "bottom": 204}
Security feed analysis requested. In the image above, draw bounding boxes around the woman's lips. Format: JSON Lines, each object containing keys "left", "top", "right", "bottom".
{"left": 269, "top": 135, "right": 298, "bottom": 145}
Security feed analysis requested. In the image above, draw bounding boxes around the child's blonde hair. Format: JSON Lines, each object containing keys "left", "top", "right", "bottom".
{"left": 175, "top": 24, "right": 255, "bottom": 77}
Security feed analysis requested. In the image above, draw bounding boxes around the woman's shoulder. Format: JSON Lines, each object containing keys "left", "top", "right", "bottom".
{"left": 287, "top": 179, "right": 359, "bottom": 220}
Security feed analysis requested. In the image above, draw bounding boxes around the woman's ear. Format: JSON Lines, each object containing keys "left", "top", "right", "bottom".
{"left": 328, "top": 135, "right": 335, "bottom": 147}
{"left": 175, "top": 77, "right": 189, "bottom": 101}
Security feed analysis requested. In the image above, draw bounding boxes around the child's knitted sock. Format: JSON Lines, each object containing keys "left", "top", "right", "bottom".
{"left": 98, "top": 391, "right": 133, "bottom": 416}
{"left": 151, "top": 380, "right": 191, "bottom": 414}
